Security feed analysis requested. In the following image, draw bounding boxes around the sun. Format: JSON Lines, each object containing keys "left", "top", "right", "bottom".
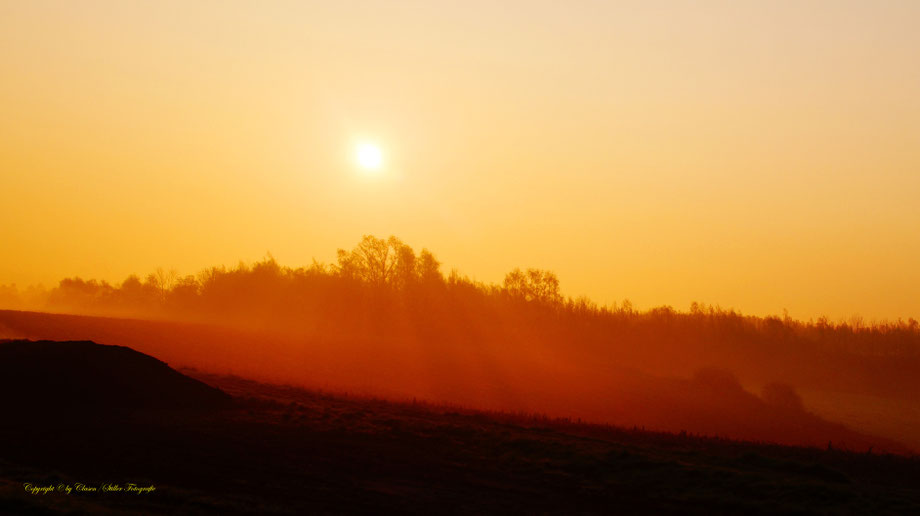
{"left": 355, "top": 142, "right": 383, "bottom": 172}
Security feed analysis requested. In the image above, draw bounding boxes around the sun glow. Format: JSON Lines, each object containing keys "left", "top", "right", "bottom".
{"left": 356, "top": 143, "right": 383, "bottom": 172}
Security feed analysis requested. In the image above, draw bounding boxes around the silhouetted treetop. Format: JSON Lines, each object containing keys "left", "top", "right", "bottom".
{"left": 503, "top": 268, "right": 561, "bottom": 305}
{"left": 335, "top": 235, "right": 444, "bottom": 289}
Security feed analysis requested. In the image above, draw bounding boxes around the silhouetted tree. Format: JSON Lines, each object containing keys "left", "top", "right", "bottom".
{"left": 503, "top": 268, "right": 561, "bottom": 305}
{"left": 336, "top": 235, "right": 425, "bottom": 289}
{"left": 416, "top": 249, "right": 443, "bottom": 284}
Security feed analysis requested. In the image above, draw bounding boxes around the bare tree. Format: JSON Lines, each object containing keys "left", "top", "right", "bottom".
{"left": 503, "top": 267, "right": 561, "bottom": 304}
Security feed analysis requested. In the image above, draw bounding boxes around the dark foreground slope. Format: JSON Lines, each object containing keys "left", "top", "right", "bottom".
{"left": 1, "top": 348, "right": 919, "bottom": 515}
{"left": 0, "top": 339, "right": 231, "bottom": 414}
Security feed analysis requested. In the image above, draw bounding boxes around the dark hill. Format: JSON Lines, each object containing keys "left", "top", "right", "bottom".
{"left": 0, "top": 339, "right": 231, "bottom": 414}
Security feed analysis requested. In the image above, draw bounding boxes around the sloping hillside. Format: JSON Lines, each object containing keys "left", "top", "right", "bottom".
{"left": 1, "top": 366, "right": 919, "bottom": 515}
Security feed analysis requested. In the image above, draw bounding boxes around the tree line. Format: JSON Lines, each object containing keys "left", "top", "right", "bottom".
{"left": 2, "top": 234, "right": 919, "bottom": 367}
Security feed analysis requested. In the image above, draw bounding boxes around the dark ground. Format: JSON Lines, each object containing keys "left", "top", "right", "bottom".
{"left": 1, "top": 346, "right": 919, "bottom": 514}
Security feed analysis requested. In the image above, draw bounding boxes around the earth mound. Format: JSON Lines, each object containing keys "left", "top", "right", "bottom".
{"left": 0, "top": 339, "right": 231, "bottom": 414}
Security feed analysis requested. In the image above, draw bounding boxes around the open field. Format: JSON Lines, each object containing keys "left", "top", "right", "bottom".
{"left": 797, "top": 388, "right": 920, "bottom": 452}
{"left": 2, "top": 357, "right": 920, "bottom": 515}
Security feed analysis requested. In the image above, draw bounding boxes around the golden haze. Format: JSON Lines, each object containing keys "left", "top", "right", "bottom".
{"left": 2, "top": 1, "right": 919, "bottom": 321}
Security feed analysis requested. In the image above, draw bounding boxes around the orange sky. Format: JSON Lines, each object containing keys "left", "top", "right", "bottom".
{"left": 2, "top": 1, "right": 919, "bottom": 321}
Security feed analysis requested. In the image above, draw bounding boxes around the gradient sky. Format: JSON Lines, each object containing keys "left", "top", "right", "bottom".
{"left": 2, "top": 0, "right": 919, "bottom": 321}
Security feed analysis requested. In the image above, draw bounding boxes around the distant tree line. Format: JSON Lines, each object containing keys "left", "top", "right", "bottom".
{"left": 2, "top": 235, "right": 919, "bottom": 399}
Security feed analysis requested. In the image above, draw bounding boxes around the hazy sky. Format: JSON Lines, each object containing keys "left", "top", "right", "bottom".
{"left": 2, "top": 0, "right": 919, "bottom": 320}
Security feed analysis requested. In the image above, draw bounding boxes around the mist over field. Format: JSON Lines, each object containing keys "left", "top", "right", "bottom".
{"left": 3, "top": 236, "right": 918, "bottom": 453}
